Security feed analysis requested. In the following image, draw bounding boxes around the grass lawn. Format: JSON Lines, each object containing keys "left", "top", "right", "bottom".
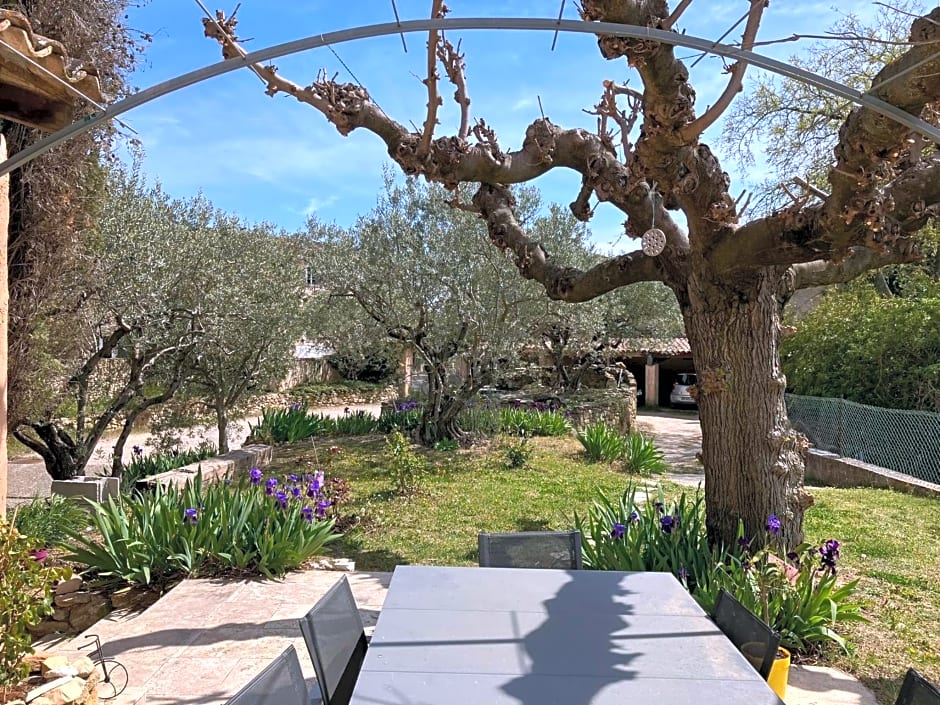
{"left": 803, "top": 487, "right": 940, "bottom": 703}
{"left": 267, "top": 435, "right": 938, "bottom": 704}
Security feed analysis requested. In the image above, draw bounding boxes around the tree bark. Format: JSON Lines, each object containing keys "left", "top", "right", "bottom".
{"left": 684, "top": 266, "right": 813, "bottom": 548}
{"left": 215, "top": 400, "right": 229, "bottom": 454}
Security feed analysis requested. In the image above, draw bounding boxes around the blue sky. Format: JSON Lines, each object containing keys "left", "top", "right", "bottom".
{"left": 123, "top": 1, "right": 882, "bottom": 249}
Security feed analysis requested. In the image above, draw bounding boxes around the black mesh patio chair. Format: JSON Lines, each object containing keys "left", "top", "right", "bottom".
{"left": 226, "top": 645, "right": 311, "bottom": 705}
{"left": 299, "top": 576, "right": 368, "bottom": 705}
{"left": 896, "top": 668, "right": 940, "bottom": 705}
{"left": 477, "top": 530, "right": 583, "bottom": 570}
{"left": 711, "top": 588, "right": 781, "bottom": 680}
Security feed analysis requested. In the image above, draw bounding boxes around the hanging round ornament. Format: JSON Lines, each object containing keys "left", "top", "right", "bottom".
{"left": 641, "top": 227, "right": 666, "bottom": 256}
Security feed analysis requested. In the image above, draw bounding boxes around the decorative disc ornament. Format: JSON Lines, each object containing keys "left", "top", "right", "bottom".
{"left": 641, "top": 228, "right": 666, "bottom": 256}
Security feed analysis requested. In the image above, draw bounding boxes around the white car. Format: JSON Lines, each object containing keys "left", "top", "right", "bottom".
{"left": 669, "top": 373, "right": 697, "bottom": 407}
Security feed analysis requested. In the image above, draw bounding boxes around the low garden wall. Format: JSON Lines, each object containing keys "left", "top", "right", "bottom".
{"left": 805, "top": 449, "right": 940, "bottom": 498}
{"left": 138, "top": 444, "right": 273, "bottom": 489}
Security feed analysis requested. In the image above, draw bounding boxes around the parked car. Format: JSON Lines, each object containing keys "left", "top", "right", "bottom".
{"left": 670, "top": 373, "right": 697, "bottom": 407}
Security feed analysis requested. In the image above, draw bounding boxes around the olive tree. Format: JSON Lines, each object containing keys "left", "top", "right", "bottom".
{"left": 177, "top": 204, "right": 310, "bottom": 453}
{"left": 309, "top": 175, "right": 566, "bottom": 444}
{"left": 206, "top": 3, "right": 940, "bottom": 547}
{"left": 12, "top": 169, "right": 201, "bottom": 480}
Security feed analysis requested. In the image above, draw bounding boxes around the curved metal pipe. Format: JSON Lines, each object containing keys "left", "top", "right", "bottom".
{"left": 1, "top": 16, "right": 937, "bottom": 176}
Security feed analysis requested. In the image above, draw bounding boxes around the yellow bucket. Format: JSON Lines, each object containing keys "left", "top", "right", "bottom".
{"left": 767, "top": 647, "right": 791, "bottom": 701}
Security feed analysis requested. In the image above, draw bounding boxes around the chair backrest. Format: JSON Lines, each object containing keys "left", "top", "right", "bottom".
{"left": 711, "top": 588, "right": 781, "bottom": 680}
{"left": 896, "top": 668, "right": 940, "bottom": 705}
{"left": 227, "top": 645, "right": 309, "bottom": 705}
{"left": 478, "top": 530, "right": 583, "bottom": 569}
{"left": 299, "top": 576, "right": 368, "bottom": 705}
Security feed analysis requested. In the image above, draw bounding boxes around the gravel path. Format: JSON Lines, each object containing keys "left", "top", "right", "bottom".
{"left": 635, "top": 410, "right": 705, "bottom": 487}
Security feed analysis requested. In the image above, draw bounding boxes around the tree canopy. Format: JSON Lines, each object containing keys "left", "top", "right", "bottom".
{"left": 207, "top": 1, "right": 940, "bottom": 548}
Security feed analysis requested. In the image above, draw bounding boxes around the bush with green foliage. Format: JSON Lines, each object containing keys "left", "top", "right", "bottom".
{"left": 782, "top": 286, "right": 940, "bottom": 411}
{"left": 9, "top": 495, "right": 88, "bottom": 547}
{"left": 247, "top": 405, "right": 332, "bottom": 444}
{"left": 330, "top": 410, "right": 380, "bottom": 435}
{"left": 499, "top": 408, "right": 571, "bottom": 437}
{"left": 576, "top": 422, "right": 626, "bottom": 462}
{"left": 576, "top": 485, "right": 718, "bottom": 594}
{"left": 498, "top": 435, "right": 534, "bottom": 469}
{"left": 327, "top": 346, "right": 398, "bottom": 383}
{"left": 120, "top": 441, "right": 218, "bottom": 493}
{"left": 620, "top": 432, "right": 668, "bottom": 475}
{"left": 65, "top": 469, "right": 338, "bottom": 586}
{"left": 576, "top": 486, "right": 864, "bottom": 654}
{"left": 703, "top": 531, "right": 866, "bottom": 653}
{"left": 385, "top": 430, "right": 426, "bottom": 494}
{"left": 433, "top": 438, "right": 459, "bottom": 452}
{"left": 1, "top": 517, "right": 71, "bottom": 685}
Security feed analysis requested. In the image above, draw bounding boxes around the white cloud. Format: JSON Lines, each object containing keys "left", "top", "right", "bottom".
{"left": 302, "top": 194, "right": 339, "bottom": 216}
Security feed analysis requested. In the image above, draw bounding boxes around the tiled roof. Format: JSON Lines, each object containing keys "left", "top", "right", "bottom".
{"left": 614, "top": 337, "right": 691, "bottom": 356}
{"left": 0, "top": 9, "right": 103, "bottom": 131}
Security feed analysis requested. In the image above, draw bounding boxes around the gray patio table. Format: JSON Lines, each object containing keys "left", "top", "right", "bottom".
{"left": 349, "top": 565, "right": 785, "bottom": 705}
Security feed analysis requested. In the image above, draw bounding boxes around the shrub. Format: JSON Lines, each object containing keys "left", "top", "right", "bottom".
{"left": 377, "top": 408, "right": 421, "bottom": 433}
{"left": 10, "top": 494, "right": 88, "bottom": 547}
{"left": 702, "top": 532, "right": 866, "bottom": 653}
{"left": 329, "top": 410, "right": 380, "bottom": 435}
{"left": 576, "top": 487, "right": 865, "bottom": 654}
{"left": 575, "top": 485, "right": 719, "bottom": 595}
{"left": 456, "top": 407, "right": 502, "bottom": 437}
{"left": 1, "top": 516, "right": 71, "bottom": 685}
{"left": 120, "top": 441, "right": 218, "bottom": 493}
{"left": 498, "top": 435, "right": 533, "bottom": 469}
{"left": 247, "top": 405, "right": 331, "bottom": 444}
{"left": 499, "top": 408, "right": 571, "bottom": 437}
{"left": 576, "top": 422, "right": 625, "bottom": 462}
{"left": 385, "top": 430, "right": 426, "bottom": 494}
{"left": 64, "top": 469, "right": 338, "bottom": 586}
{"left": 620, "top": 433, "right": 668, "bottom": 474}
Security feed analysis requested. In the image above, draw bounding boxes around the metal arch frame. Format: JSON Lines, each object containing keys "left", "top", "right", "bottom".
{"left": 2, "top": 15, "right": 938, "bottom": 177}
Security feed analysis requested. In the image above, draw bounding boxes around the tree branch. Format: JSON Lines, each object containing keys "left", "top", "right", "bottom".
{"left": 418, "top": 0, "right": 447, "bottom": 159}
{"left": 680, "top": 0, "right": 767, "bottom": 141}
{"left": 789, "top": 242, "right": 922, "bottom": 290}
{"left": 471, "top": 182, "right": 665, "bottom": 302}
{"left": 437, "top": 36, "right": 471, "bottom": 140}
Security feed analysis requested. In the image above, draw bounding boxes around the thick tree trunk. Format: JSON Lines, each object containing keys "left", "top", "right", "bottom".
{"left": 216, "top": 401, "right": 229, "bottom": 454}
{"left": 684, "top": 266, "right": 813, "bottom": 549}
{"left": 13, "top": 422, "right": 87, "bottom": 480}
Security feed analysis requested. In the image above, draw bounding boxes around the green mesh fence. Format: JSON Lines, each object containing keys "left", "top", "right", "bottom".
{"left": 786, "top": 394, "right": 940, "bottom": 485}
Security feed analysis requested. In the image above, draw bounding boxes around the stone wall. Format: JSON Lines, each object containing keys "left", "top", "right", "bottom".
{"left": 139, "top": 444, "right": 273, "bottom": 490}
{"left": 563, "top": 388, "right": 638, "bottom": 434}
{"left": 11, "top": 652, "right": 101, "bottom": 705}
{"left": 805, "top": 449, "right": 940, "bottom": 498}
{"left": 28, "top": 576, "right": 159, "bottom": 639}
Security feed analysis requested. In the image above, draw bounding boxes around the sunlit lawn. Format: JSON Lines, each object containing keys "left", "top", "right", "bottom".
{"left": 267, "top": 436, "right": 939, "bottom": 704}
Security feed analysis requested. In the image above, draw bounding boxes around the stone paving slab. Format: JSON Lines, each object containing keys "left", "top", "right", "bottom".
{"left": 49, "top": 568, "right": 880, "bottom": 705}
{"left": 52, "top": 570, "right": 390, "bottom": 705}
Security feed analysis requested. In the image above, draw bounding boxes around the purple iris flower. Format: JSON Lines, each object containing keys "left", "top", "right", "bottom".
{"left": 766, "top": 515, "right": 782, "bottom": 536}
{"left": 287, "top": 474, "right": 298, "bottom": 483}
{"left": 660, "top": 515, "right": 675, "bottom": 534}
{"left": 274, "top": 491, "right": 289, "bottom": 509}
{"left": 820, "top": 539, "right": 840, "bottom": 571}
{"left": 290, "top": 486, "right": 302, "bottom": 499}
{"left": 610, "top": 523, "right": 627, "bottom": 540}
{"left": 265, "top": 477, "right": 278, "bottom": 495}
{"left": 301, "top": 506, "right": 315, "bottom": 522}
{"left": 132, "top": 445, "right": 144, "bottom": 457}
{"left": 628, "top": 511, "right": 639, "bottom": 523}
{"left": 249, "top": 467, "right": 263, "bottom": 485}
{"left": 183, "top": 508, "right": 198, "bottom": 524}
{"left": 315, "top": 498, "right": 331, "bottom": 518}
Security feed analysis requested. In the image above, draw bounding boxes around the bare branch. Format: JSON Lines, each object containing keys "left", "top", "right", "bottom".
{"left": 418, "top": 0, "right": 447, "bottom": 159}
{"left": 437, "top": 37, "right": 471, "bottom": 140}
{"left": 663, "top": 0, "right": 694, "bottom": 31}
{"left": 680, "top": 0, "right": 768, "bottom": 141}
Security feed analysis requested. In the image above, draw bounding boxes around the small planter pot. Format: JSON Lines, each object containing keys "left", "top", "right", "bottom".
{"left": 767, "top": 647, "right": 791, "bottom": 700}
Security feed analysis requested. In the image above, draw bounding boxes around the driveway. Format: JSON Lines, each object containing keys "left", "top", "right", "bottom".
{"left": 635, "top": 410, "right": 704, "bottom": 487}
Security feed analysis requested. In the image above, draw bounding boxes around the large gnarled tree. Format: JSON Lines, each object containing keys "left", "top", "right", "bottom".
{"left": 204, "top": 2, "right": 939, "bottom": 547}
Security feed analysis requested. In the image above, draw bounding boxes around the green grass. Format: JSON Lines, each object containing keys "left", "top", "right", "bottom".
{"left": 266, "top": 435, "right": 672, "bottom": 570}
{"left": 804, "top": 487, "right": 940, "bottom": 703}
{"left": 267, "top": 438, "right": 938, "bottom": 704}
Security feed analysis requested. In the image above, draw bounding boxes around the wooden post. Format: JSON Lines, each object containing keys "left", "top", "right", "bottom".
{"left": 0, "top": 135, "right": 8, "bottom": 516}
{"left": 644, "top": 360, "right": 659, "bottom": 408}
